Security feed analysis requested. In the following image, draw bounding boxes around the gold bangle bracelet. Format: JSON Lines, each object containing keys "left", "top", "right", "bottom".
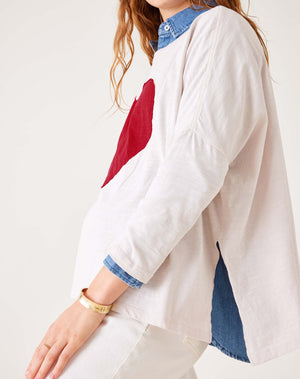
{"left": 78, "top": 287, "right": 113, "bottom": 314}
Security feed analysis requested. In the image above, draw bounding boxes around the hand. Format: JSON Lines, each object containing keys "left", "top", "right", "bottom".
{"left": 25, "top": 298, "right": 107, "bottom": 379}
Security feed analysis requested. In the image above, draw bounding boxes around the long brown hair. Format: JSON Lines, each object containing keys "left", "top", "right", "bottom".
{"left": 108, "top": 0, "right": 269, "bottom": 113}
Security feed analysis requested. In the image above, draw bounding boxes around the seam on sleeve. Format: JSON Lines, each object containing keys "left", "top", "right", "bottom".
{"left": 190, "top": 5, "right": 222, "bottom": 127}
{"left": 188, "top": 126, "right": 229, "bottom": 165}
{"left": 188, "top": 6, "right": 229, "bottom": 162}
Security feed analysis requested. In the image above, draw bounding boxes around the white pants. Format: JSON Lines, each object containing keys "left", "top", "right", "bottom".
{"left": 50, "top": 310, "right": 209, "bottom": 379}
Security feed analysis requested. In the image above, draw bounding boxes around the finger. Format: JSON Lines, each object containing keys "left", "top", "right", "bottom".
{"left": 25, "top": 325, "right": 57, "bottom": 378}
{"left": 49, "top": 342, "right": 79, "bottom": 379}
{"left": 34, "top": 340, "right": 67, "bottom": 379}
{"left": 25, "top": 343, "right": 54, "bottom": 379}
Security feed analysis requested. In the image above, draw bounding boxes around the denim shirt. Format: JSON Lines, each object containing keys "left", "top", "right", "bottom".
{"left": 103, "top": 4, "right": 250, "bottom": 363}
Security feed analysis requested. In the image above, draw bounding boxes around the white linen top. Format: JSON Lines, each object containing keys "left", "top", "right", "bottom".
{"left": 69, "top": 5, "right": 300, "bottom": 365}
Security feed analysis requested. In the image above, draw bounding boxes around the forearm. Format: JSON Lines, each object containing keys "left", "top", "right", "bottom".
{"left": 85, "top": 264, "right": 130, "bottom": 305}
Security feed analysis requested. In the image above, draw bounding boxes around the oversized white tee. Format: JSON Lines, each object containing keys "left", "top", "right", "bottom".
{"left": 70, "top": 5, "right": 300, "bottom": 365}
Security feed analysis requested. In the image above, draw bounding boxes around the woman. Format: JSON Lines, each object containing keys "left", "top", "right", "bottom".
{"left": 25, "top": 1, "right": 300, "bottom": 378}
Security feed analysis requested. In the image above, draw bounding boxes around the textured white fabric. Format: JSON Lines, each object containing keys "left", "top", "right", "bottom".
{"left": 48, "top": 310, "right": 207, "bottom": 379}
{"left": 70, "top": 5, "right": 300, "bottom": 365}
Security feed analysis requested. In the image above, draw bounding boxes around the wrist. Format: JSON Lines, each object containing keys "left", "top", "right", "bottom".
{"left": 88, "top": 264, "right": 130, "bottom": 304}
{"left": 85, "top": 285, "right": 114, "bottom": 305}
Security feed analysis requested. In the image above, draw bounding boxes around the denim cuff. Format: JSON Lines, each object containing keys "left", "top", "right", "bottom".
{"left": 103, "top": 254, "right": 143, "bottom": 288}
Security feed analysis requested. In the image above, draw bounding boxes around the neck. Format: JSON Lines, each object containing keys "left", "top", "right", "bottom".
{"left": 159, "top": 2, "right": 190, "bottom": 22}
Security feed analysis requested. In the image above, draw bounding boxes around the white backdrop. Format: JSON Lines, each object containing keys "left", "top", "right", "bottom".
{"left": 1, "top": 0, "right": 300, "bottom": 377}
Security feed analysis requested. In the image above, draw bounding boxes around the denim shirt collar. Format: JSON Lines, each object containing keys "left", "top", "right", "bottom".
{"left": 149, "top": 3, "right": 215, "bottom": 52}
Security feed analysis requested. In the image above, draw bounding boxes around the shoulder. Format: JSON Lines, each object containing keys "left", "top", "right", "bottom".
{"left": 218, "top": 5, "right": 264, "bottom": 52}
{"left": 192, "top": 5, "right": 265, "bottom": 64}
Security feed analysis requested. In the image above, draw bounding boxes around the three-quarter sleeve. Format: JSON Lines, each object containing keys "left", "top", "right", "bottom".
{"left": 105, "top": 14, "right": 267, "bottom": 284}
{"left": 105, "top": 127, "right": 229, "bottom": 283}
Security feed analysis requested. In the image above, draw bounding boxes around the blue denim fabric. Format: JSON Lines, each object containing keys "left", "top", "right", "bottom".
{"left": 103, "top": 254, "right": 143, "bottom": 288}
{"left": 211, "top": 241, "right": 250, "bottom": 362}
{"left": 149, "top": 2, "right": 215, "bottom": 52}
{"left": 103, "top": 3, "right": 250, "bottom": 363}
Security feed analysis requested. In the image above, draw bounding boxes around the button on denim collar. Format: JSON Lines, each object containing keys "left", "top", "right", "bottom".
{"left": 149, "top": 3, "right": 215, "bottom": 52}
